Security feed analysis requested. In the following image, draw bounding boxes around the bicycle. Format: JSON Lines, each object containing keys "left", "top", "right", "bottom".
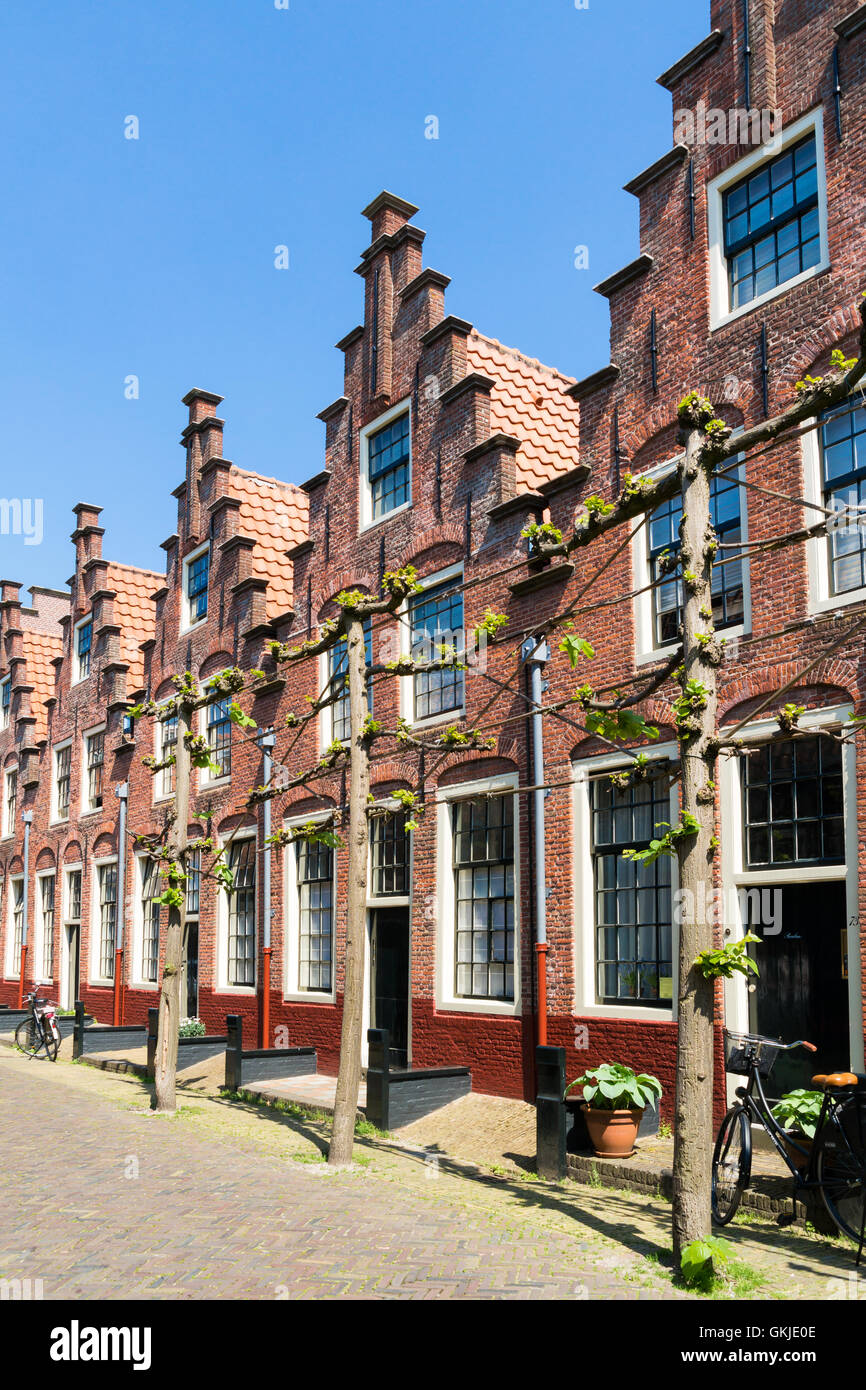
{"left": 14, "top": 988, "right": 62, "bottom": 1062}
{"left": 712, "top": 1030, "right": 866, "bottom": 1262}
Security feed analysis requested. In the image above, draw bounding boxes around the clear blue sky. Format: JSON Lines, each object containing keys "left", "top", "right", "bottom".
{"left": 0, "top": 0, "right": 704, "bottom": 596}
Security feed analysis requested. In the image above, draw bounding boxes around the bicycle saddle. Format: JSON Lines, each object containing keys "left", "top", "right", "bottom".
{"left": 812, "top": 1072, "right": 860, "bottom": 1088}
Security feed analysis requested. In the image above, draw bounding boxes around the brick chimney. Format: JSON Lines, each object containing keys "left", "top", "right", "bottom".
{"left": 356, "top": 192, "right": 424, "bottom": 406}
{"left": 180, "top": 389, "right": 225, "bottom": 542}
{"left": 70, "top": 504, "right": 104, "bottom": 615}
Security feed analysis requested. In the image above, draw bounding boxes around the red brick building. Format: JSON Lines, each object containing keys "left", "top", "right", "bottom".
{"left": 2, "top": 0, "right": 864, "bottom": 1111}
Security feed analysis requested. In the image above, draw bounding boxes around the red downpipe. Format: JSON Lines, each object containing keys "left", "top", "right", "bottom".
{"left": 113, "top": 949, "right": 123, "bottom": 1025}
{"left": 261, "top": 946, "right": 272, "bottom": 1048}
{"left": 536, "top": 943, "right": 548, "bottom": 1046}
{"left": 16, "top": 945, "right": 28, "bottom": 1008}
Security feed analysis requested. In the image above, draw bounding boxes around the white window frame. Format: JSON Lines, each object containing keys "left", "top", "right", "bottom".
{"left": 718, "top": 703, "right": 863, "bottom": 1086}
{"left": 2, "top": 766, "right": 17, "bottom": 840}
{"left": 131, "top": 852, "right": 161, "bottom": 990}
{"left": 435, "top": 772, "right": 521, "bottom": 1018}
{"left": 35, "top": 869, "right": 56, "bottom": 983}
{"left": 367, "top": 798, "right": 412, "bottom": 909}
{"left": 5, "top": 875, "right": 24, "bottom": 978}
{"left": 51, "top": 739, "right": 73, "bottom": 825}
{"left": 216, "top": 829, "right": 257, "bottom": 994}
{"left": 359, "top": 398, "right": 412, "bottom": 532}
{"left": 572, "top": 744, "right": 680, "bottom": 1022}
{"left": 59, "top": 862, "right": 83, "bottom": 1008}
{"left": 90, "top": 855, "right": 118, "bottom": 986}
{"left": 72, "top": 615, "right": 94, "bottom": 685}
{"left": 153, "top": 704, "right": 178, "bottom": 803}
{"left": 0, "top": 676, "right": 11, "bottom": 730}
{"left": 318, "top": 618, "right": 374, "bottom": 752}
{"left": 398, "top": 562, "right": 466, "bottom": 728}
{"left": 283, "top": 811, "right": 337, "bottom": 1004}
{"left": 708, "top": 108, "right": 829, "bottom": 332}
{"left": 199, "top": 700, "right": 232, "bottom": 788}
{"left": 632, "top": 455, "right": 751, "bottom": 667}
{"left": 81, "top": 723, "right": 106, "bottom": 816}
{"left": 802, "top": 404, "right": 866, "bottom": 614}
{"left": 181, "top": 541, "right": 210, "bottom": 633}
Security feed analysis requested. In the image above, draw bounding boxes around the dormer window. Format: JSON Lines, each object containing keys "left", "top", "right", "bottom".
{"left": 183, "top": 544, "right": 210, "bottom": 629}
{"left": 74, "top": 618, "right": 93, "bottom": 683}
{"left": 360, "top": 402, "right": 411, "bottom": 529}
{"left": 0, "top": 678, "right": 10, "bottom": 730}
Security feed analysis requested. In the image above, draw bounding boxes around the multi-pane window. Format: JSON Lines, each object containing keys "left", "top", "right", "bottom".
{"left": 0, "top": 678, "right": 10, "bottom": 729}
{"left": 743, "top": 736, "right": 844, "bottom": 868}
{"left": 160, "top": 715, "right": 178, "bottom": 796}
{"left": 141, "top": 859, "right": 161, "bottom": 983}
{"left": 206, "top": 699, "right": 231, "bottom": 779}
{"left": 40, "top": 875, "right": 55, "bottom": 979}
{"left": 370, "top": 811, "right": 409, "bottom": 897}
{"left": 186, "top": 548, "right": 209, "bottom": 624}
{"left": 592, "top": 776, "right": 673, "bottom": 1006}
{"left": 3, "top": 768, "right": 17, "bottom": 837}
{"left": 411, "top": 579, "right": 464, "bottom": 721}
{"left": 98, "top": 863, "right": 117, "bottom": 980}
{"left": 297, "top": 838, "right": 333, "bottom": 993}
{"left": 76, "top": 619, "right": 93, "bottom": 681}
{"left": 85, "top": 730, "right": 105, "bottom": 812}
{"left": 55, "top": 745, "right": 71, "bottom": 821}
{"left": 186, "top": 847, "right": 201, "bottom": 918}
{"left": 723, "top": 135, "right": 820, "bottom": 311}
{"left": 227, "top": 839, "right": 256, "bottom": 986}
{"left": 820, "top": 401, "right": 866, "bottom": 595}
{"left": 368, "top": 413, "right": 410, "bottom": 520}
{"left": 330, "top": 619, "right": 373, "bottom": 743}
{"left": 453, "top": 796, "right": 515, "bottom": 1001}
{"left": 11, "top": 879, "right": 24, "bottom": 970}
{"left": 66, "top": 869, "right": 82, "bottom": 925}
{"left": 649, "top": 469, "right": 745, "bottom": 647}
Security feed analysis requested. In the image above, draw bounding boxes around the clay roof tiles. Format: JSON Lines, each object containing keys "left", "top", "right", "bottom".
{"left": 105, "top": 562, "right": 162, "bottom": 689}
{"left": 228, "top": 469, "right": 309, "bottom": 619}
{"left": 20, "top": 628, "right": 62, "bottom": 741}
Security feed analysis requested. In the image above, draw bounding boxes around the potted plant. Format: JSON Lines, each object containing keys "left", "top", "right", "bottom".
{"left": 179, "top": 1016, "right": 206, "bottom": 1038}
{"left": 565, "top": 1063, "right": 663, "bottom": 1158}
{"left": 770, "top": 1089, "right": 823, "bottom": 1170}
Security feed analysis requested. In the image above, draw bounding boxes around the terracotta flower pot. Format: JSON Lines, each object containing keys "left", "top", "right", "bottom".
{"left": 584, "top": 1106, "right": 643, "bottom": 1158}
{"left": 781, "top": 1132, "right": 813, "bottom": 1172}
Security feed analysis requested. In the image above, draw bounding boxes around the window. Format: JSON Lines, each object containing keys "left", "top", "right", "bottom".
{"left": 367, "top": 412, "right": 410, "bottom": 521}
{"left": 0, "top": 678, "right": 10, "bottom": 730}
{"left": 723, "top": 136, "right": 820, "bottom": 312}
{"left": 3, "top": 768, "right": 17, "bottom": 838}
{"left": 159, "top": 715, "right": 178, "bottom": 797}
{"left": 410, "top": 578, "right": 464, "bottom": 721}
{"left": 84, "top": 730, "right": 105, "bottom": 812}
{"left": 75, "top": 619, "right": 93, "bottom": 682}
{"left": 186, "top": 847, "right": 201, "bottom": 919}
{"left": 592, "top": 775, "right": 673, "bottom": 1006}
{"left": 66, "top": 869, "right": 82, "bottom": 926}
{"left": 329, "top": 619, "right": 373, "bottom": 743}
{"left": 97, "top": 862, "right": 117, "bottom": 980}
{"left": 141, "top": 859, "right": 161, "bottom": 983}
{"left": 40, "top": 875, "right": 55, "bottom": 979}
{"left": 743, "top": 736, "right": 844, "bottom": 868}
{"left": 205, "top": 699, "right": 231, "bottom": 780}
{"left": 453, "top": 796, "right": 515, "bottom": 1001}
{"left": 297, "top": 838, "right": 333, "bottom": 993}
{"left": 370, "top": 811, "right": 409, "bottom": 897}
{"left": 227, "top": 839, "right": 256, "bottom": 986}
{"left": 184, "top": 547, "right": 209, "bottom": 626}
{"left": 648, "top": 468, "right": 745, "bottom": 647}
{"left": 819, "top": 401, "right": 866, "bottom": 596}
{"left": 11, "top": 879, "right": 24, "bottom": 973}
{"left": 55, "top": 744, "right": 71, "bottom": 822}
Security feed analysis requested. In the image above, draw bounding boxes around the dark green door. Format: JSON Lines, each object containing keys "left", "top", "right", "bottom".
{"left": 371, "top": 908, "right": 409, "bottom": 1069}
{"left": 748, "top": 882, "right": 850, "bottom": 1095}
{"left": 182, "top": 923, "right": 199, "bottom": 1020}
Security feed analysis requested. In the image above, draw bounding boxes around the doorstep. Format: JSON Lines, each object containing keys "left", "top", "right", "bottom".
{"left": 238, "top": 1071, "right": 367, "bottom": 1117}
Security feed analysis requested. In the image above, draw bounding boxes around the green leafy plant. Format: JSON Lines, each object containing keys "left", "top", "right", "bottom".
{"left": 770, "top": 1089, "right": 824, "bottom": 1140}
{"left": 680, "top": 1235, "right": 732, "bottom": 1289}
{"left": 473, "top": 607, "right": 509, "bottom": 641}
{"left": 622, "top": 812, "right": 700, "bottom": 867}
{"left": 179, "top": 1017, "right": 206, "bottom": 1038}
{"left": 559, "top": 633, "right": 595, "bottom": 666}
{"left": 585, "top": 708, "right": 660, "bottom": 743}
{"left": 521, "top": 520, "right": 563, "bottom": 546}
{"left": 565, "top": 1063, "right": 662, "bottom": 1111}
{"left": 694, "top": 932, "right": 760, "bottom": 981}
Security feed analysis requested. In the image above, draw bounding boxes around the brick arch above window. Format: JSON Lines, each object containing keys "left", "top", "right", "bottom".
{"left": 7, "top": 856, "right": 24, "bottom": 874}
{"left": 35, "top": 847, "right": 57, "bottom": 871}
{"left": 215, "top": 813, "right": 257, "bottom": 838}
{"left": 396, "top": 526, "right": 465, "bottom": 572}
{"left": 623, "top": 388, "right": 755, "bottom": 460}
{"left": 62, "top": 840, "right": 83, "bottom": 864}
{"left": 719, "top": 671, "right": 855, "bottom": 727}
{"left": 2, "top": 752, "right": 18, "bottom": 771}
{"left": 570, "top": 721, "right": 676, "bottom": 763}
{"left": 155, "top": 677, "right": 177, "bottom": 701}
{"left": 92, "top": 833, "right": 116, "bottom": 858}
{"left": 314, "top": 572, "right": 375, "bottom": 620}
{"left": 437, "top": 755, "right": 519, "bottom": 790}
{"left": 369, "top": 758, "right": 417, "bottom": 792}
{"left": 777, "top": 300, "right": 863, "bottom": 398}
{"left": 198, "top": 650, "right": 236, "bottom": 683}
{"left": 282, "top": 791, "right": 337, "bottom": 819}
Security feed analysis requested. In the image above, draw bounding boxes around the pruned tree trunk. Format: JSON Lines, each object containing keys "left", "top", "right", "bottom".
{"left": 672, "top": 427, "right": 719, "bottom": 1261}
{"left": 328, "top": 614, "right": 370, "bottom": 1167}
{"left": 153, "top": 702, "right": 190, "bottom": 1113}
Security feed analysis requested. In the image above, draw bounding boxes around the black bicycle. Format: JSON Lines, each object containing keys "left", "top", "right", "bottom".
{"left": 14, "top": 989, "right": 61, "bottom": 1062}
{"left": 712, "top": 1030, "right": 866, "bottom": 1261}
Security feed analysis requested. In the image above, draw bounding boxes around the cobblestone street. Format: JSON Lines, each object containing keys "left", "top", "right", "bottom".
{"left": 0, "top": 1050, "right": 857, "bottom": 1302}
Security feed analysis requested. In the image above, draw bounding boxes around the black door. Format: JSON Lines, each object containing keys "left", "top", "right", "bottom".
{"left": 371, "top": 908, "right": 409, "bottom": 1069}
{"left": 748, "top": 882, "right": 850, "bottom": 1095}
{"left": 182, "top": 924, "right": 199, "bottom": 1020}
{"left": 67, "top": 926, "right": 80, "bottom": 1012}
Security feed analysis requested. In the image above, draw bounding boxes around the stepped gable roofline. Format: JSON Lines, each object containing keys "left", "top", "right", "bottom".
{"left": 567, "top": 365, "right": 621, "bottom": 401}
{"left": 836, "top": 5, "right": 866, "bottom": 39}
{"left": 656, "top": 29, "right": 725, "bottom": 90}
{"left": 593, "top": 254, "right": 654, "bottom": 299}
{"left": 624, "top": 145, "right": 689, "bottom": 197}
{"left": 227, "top": 465, "right": 309, "bottom": 620}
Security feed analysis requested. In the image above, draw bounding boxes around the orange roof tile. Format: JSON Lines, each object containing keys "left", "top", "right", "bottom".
{"left": 466, "top": 331, "right": 580, "bottom": 491}
{"left": 105, "top": 562, "right": 162, "bottom": 690}
{"left": 20, "top": 627, "right": 62, "bottom": 741}
{"left": 228, "top": 468, "right": 309, "bottom": 619}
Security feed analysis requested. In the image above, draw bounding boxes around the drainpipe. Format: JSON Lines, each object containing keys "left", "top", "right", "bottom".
{"left": 258, "top": 730, "right": 276, "bottom": 1048}
{"left": 113, "top": 782, "right": 128, "bottom": 1026}
{"left": 522, "top": 637, "right": 550, "bottom": 1045}
{"left": 17, "top": 811, "right": 33, "bottom": 1006}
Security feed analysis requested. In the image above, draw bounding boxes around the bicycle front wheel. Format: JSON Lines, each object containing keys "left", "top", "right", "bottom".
{"left": 712, "top": 1105, "right": 752, "bottom": 1224}
{"left": 14, "top": 1018, "right": 38, "bottom": 1055}
{"left": 44, "top": 1024, "right": 59, "bottom": 1062}
{"left": 815, "top": 1098, "right": 866, "bottom": 1247}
